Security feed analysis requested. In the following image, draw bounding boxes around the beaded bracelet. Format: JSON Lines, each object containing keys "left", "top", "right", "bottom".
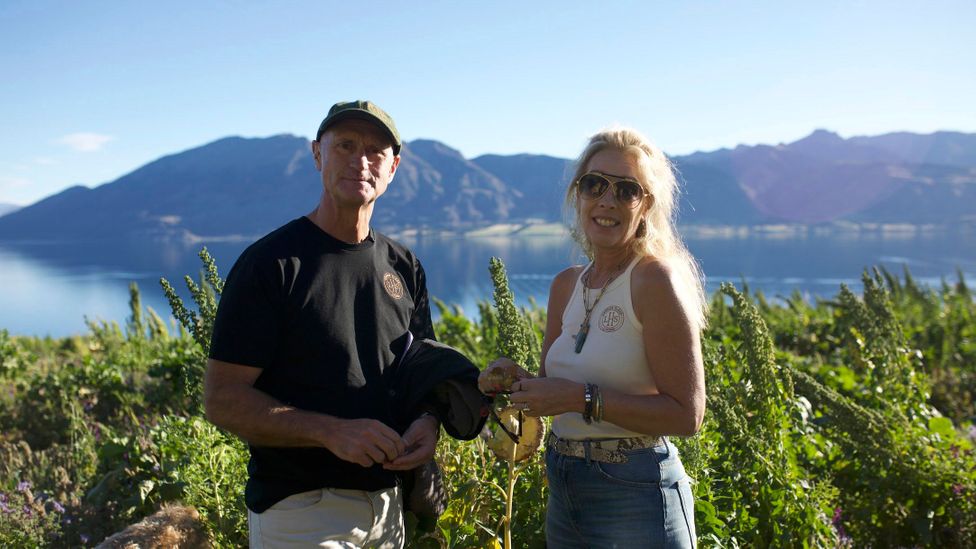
{"left": 583, "top": 383, "right": 594, "bottom": 424}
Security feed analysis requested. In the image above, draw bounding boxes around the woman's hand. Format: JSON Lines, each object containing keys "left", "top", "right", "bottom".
{"left": 478, "top": 357, "right": 533, "bottom": 395}
{"left": 509, "top": 377, "right": 583, "bottom": 417}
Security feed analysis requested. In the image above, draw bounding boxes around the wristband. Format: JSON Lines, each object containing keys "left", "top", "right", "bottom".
{"left": 593, "top": 385, "right": 603, "bottom": 423}
{"left": 583, "top": 383, "right": 594, "bottom": 424}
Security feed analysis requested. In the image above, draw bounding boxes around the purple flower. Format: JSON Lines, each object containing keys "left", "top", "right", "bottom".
{"left": 0, "top": 501, "right": 9, "bottom": 514}
{"left": 953, "top": 484, "right": 964, "bottom": 496}
{"left": 52, "top": 500, "right": 65, "bottom": 513}
{"left": 80, "top": 534, "right": 90, "bottom": 544}
{"left": 22, "top": 504, "right": 32, "bottom": 516}
{"left": 832, "top": 507, "right": 849, "bottom": 539}
{"left": 0, "top": 492, "right": 7, "bottom": 503}
{"left": 16, "top": 480, "right": 31, "bottom": 492}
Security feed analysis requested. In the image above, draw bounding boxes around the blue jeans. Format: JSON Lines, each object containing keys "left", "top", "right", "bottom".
{"left": 545, "top": 438, "right": 696, "bottom": 548}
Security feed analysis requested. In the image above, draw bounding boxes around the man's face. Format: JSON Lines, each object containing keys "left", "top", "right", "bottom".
{"left": 311, "top": 118, "right": 400, "bottom": 209}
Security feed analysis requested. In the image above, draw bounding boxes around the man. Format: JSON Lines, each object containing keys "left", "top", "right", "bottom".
{"left": 205, "top": 100, "right": 439, "bottom": 548}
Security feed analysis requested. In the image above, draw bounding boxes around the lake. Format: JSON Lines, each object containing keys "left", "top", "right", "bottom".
{"left": 0, "top": 228, "right": 973, "bottom": 337}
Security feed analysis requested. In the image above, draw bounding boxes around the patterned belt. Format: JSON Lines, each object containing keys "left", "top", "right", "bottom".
{"left": 546, "top": 433, "right": 662, "bottom": 464}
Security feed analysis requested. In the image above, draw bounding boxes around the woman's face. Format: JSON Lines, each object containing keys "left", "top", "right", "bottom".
{"left": 577, "top": 148, "right": 649, "bottom": 253}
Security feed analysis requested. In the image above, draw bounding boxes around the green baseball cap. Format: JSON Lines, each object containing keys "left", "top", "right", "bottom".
{"left": 315, "top": 100, "right": 401, "bottom": 155}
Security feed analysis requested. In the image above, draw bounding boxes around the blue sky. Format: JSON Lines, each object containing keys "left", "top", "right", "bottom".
{"left": 1, "top": 1, "right": 973, "bottom": 206}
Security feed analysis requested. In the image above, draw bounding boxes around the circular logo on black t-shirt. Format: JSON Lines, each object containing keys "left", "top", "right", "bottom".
{"left": 383, "top": 272, "right": 405, "bottom": 300}
{"left": 599, "top": 305, "right": 624, "bottom": 332}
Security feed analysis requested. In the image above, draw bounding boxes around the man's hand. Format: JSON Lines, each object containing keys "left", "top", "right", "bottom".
{"left": 383, "top": 414, "right": 439, "bottom": 471}
{"left": 205, "top": 359, "right": 413, "bottom": 468}
{"left": 324, "top": 418, "right": 407, "bottom": 468}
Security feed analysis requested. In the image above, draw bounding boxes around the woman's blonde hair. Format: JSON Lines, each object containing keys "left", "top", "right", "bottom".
{"left": 565, "top": 127, "right": 708, "bottom": 330}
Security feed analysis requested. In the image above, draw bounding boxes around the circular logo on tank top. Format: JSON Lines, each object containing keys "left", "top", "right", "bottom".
{"left": 383, "top": 272, "right": 405, "bottom": 300}
{"left": 599, "top": 305, "right": 625, "bottom": 332}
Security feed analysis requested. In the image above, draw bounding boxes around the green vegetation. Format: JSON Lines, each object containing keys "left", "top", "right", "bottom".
{"left": 0, "top": 251, "right": 973, "bottom": 547}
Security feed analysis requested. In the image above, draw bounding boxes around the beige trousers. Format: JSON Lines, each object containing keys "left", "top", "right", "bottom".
{"left": 248, "top": 486, "right": 404, "bottom": 548}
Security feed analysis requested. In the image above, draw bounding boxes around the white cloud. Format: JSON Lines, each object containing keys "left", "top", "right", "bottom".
{"left": 57, "top": 132, "right": 114, "bottom": 152}
{"left": 0, "top": 177, "right": 32, "bottom": 200}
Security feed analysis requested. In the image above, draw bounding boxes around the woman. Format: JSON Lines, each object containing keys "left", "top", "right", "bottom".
{"left": 481, "top": 127, "right": 707, "bottom": 548}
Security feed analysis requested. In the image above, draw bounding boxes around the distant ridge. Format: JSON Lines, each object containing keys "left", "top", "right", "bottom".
{"left": 680, "top": 129, "right": 976, "bottom": 224}
{"left": 0, "top": 130, "right": 973, "bottom": 242}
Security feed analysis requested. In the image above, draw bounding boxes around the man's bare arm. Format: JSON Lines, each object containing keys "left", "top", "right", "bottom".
{"left": 203, "top": 358, "right": 406, "bottom": 467}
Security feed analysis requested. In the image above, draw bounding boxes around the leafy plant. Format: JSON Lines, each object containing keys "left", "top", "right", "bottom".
{"left": 1, "top": 261, "right": 974, "bottom": 547}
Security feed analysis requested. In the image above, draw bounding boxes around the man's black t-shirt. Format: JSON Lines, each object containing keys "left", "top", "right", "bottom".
{"left": 209, "top": 217, "right": 435, "bottom": 512}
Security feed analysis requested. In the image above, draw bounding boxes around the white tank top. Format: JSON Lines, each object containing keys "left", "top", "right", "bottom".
{"left": 546, "top": 257, "right": 657, "bottom": 439}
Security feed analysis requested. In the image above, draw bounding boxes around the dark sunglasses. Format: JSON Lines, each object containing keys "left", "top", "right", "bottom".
{"left": 575, "top": 172, "right": 647, "bottom": 207}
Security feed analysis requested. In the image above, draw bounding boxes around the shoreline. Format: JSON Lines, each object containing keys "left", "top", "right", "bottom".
{"left": 390, "top": 221, "right": 975, "bottom": 241}
{"left": 0, "top": 221, "right": 971, "bottom": 247}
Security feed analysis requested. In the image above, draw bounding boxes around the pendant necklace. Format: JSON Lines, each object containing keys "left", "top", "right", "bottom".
{"left": 574, "top": 260, "right": 627, "bottom": 353}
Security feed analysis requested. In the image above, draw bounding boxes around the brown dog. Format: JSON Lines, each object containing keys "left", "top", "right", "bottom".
{"left": 95, "top": 504, "right": 210, "bottom": 549}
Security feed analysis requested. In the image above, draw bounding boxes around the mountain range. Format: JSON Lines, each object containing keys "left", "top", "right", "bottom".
{"left": 0, "top": 130, "right": 973, "bottom": 242}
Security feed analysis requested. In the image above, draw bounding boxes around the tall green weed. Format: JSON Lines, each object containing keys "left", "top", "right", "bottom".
{"left": 0, "top": 255, "right": 973, "bottom": 547}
